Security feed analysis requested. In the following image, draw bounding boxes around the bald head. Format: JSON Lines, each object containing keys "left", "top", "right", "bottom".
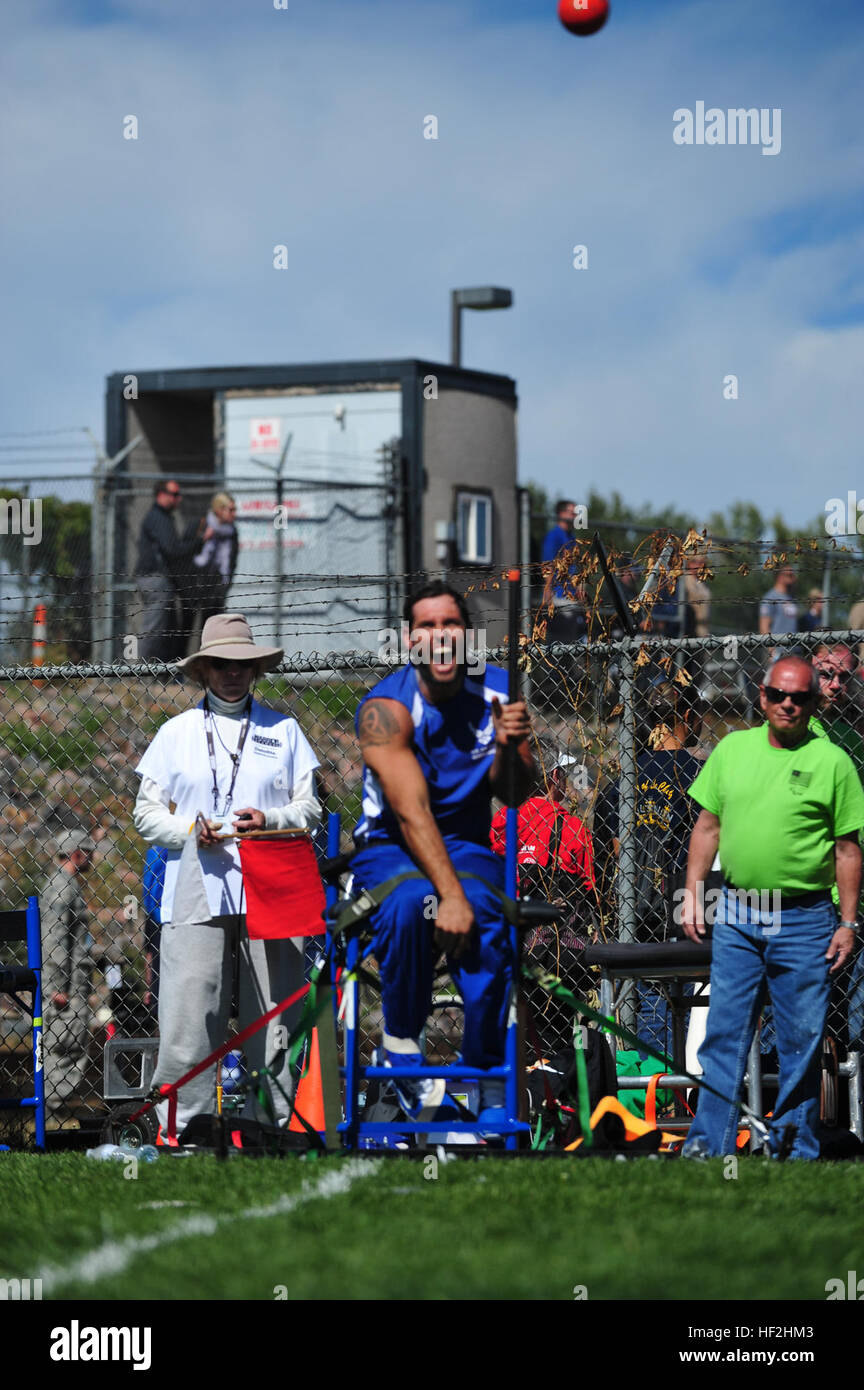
{"left": 763, "top": 656, "right": 819, "bottom": 698}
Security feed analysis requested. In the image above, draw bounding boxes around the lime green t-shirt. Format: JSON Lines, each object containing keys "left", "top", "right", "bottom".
{"left": 689, "top": 724, "right": 864, "bottom": 892}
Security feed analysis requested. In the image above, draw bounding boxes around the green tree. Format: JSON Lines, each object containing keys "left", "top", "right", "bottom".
{"left": 0, "top": 490, "right": 92, "bottom": 661}
{"left": 523, "top": 483, "right": 864, "bottom": 634}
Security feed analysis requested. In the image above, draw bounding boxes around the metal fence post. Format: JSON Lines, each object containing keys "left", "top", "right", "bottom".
{"left": 90, "top": 464, "right": 105, "bottom": 661}
{"left": 19, "top": 483, "right": 30, "bottom": 664}
{"left": 519, "top": 487, "right": 532, "bottom": 705}
{"left": 104, "top": 472, "right": 117, "bottom": 662}
{"left": 616, "top": 639, "right": 638, "bottom": 1034}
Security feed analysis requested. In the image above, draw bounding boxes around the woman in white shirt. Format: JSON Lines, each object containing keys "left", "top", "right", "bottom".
{"left": 134, "top": 612, "right": 321, "bottom": 1142}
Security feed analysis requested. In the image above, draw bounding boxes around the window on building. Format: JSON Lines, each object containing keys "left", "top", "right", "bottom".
{"left": 455, "top": 491, "right": 493, "bottom": 565}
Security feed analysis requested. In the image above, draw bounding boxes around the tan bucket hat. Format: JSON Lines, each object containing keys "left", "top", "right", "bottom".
{"left": 178, "top": 613, "right": 283, "bottom": 680}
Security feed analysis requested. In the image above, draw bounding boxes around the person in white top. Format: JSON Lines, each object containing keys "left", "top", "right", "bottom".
{"left": 133, "top": 612, "right": 321, "bottom": 1140}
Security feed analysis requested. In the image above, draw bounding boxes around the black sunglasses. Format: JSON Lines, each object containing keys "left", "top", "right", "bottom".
{"left": 763, "top": 685, "right": 814, "bottom": 707}
{"left": 209, "top": 657, "right": 255, "bottom": 670}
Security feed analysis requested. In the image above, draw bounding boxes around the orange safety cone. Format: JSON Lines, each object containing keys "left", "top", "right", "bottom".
{"left": 289, "top": 1028, "right": 326, "bottom": 1133}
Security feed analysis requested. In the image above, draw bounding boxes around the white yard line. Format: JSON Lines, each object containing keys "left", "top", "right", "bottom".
{"left": 36, "top": 1161, "right": 380, "bottom": 1296}
{"left": 137, "top": 1200, "right": 197, "bottom": 1210}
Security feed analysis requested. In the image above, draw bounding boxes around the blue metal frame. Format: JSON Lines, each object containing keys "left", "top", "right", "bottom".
{"left": 0, "top": 896, "right": 46, "bottom": 1150}
{"left": 326, "top": 816, "right": 530, "bottom": 1151}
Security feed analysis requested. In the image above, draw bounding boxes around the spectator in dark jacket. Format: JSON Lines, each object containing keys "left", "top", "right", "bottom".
{"left": 134, "top": 479, "right": 211, "bottom": 661}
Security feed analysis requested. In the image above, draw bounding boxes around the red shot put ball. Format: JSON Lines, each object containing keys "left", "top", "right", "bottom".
{"left": 558, "top": 0, "right": 610, "bottom": 36}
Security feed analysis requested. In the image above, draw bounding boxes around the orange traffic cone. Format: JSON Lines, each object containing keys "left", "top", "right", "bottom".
{"left": 289, "top": 1028, "right": 326, "bottom": 1133}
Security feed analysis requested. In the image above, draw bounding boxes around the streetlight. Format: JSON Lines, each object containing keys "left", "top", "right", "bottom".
{"left": 450, "top": 286, "right": 513, "bottom": 366}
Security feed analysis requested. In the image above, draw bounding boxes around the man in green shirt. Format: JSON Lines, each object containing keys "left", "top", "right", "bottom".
{"left": 812, "top": 643, "right": 864, "bottom": 1069}
{"left": 810, "top": 642, "right": 864, "bottom": 777}
{"left": 681, "top": 656, "right": 863, "bottom": 1159}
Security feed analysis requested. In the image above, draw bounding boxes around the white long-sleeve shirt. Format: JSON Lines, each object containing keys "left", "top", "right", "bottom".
{"left": 133, "top": 770, "right": 321, "bottom": 847}
{"left": 134, "top": 694, "right": 322, "bottom": 922}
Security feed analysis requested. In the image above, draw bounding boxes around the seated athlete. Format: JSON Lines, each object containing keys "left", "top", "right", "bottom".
{"left": 351, "top": 580, "right": 535, "bottom": 1123}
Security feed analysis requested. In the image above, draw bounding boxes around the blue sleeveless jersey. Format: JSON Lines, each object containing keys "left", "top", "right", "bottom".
{"left": 354, "top": 663, "right": 510, "bottom": 847}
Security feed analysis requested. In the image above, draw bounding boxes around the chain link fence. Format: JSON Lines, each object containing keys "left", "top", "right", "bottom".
{"left": 93, "top": 467, "right": 402, "bottom": 663}
{"left": 0, "top": 457, "right": 402, "bottom": 668}
{"left": 2, "top": 610, "right": 864, "bottom": 1143}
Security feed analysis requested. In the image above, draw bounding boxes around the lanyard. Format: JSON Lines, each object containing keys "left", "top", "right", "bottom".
{"left": 203, "top": 695, "right": 253, "bottom": 816}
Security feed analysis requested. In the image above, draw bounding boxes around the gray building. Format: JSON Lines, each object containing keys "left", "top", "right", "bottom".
{"left": 100, "top": 359, "right": 518, "bottom": 659}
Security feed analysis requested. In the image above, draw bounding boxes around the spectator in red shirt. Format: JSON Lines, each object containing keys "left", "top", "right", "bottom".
{"left": 491, "top": 745, "right": 597, "bottom": 1053}
{"left": 490, "top": 748, "right": 595, "bottom": 897}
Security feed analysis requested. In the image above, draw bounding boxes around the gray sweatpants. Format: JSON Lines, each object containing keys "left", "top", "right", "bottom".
{"left": 153, "top": 914, "right": 306, "bottom": 1138}
{"left": 136, "top": 574, "right": 177, "bottom": 662}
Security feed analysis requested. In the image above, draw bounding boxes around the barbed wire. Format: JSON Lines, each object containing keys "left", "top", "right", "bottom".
{"left": 0, "top": 427, "right": 89, "bottom": 440}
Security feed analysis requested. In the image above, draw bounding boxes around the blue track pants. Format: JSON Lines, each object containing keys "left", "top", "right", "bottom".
{"left": 350, "top": 838, "right": 511, "bottom": 1069}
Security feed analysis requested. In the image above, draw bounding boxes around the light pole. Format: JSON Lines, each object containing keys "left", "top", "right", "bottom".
{"left": 450, "top": 287, "right": 513, "bottom": 366}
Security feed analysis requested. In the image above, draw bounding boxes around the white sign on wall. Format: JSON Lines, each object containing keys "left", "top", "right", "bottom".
{"left": 249, "top": 417, "right": 281, "bottom": 454}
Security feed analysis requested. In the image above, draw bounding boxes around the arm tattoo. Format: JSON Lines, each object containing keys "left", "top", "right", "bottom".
{"left": 358, "top": 699, "right": 401, "bottom": 748}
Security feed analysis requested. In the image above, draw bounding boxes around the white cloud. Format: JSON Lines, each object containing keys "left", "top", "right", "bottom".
{"left": 0, "top": 0, "right": 862, "bottom": 529}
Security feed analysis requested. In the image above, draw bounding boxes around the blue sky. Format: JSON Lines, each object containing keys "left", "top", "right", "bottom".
{"left": 2, "top": 0, "right": 863, "bottom": 528}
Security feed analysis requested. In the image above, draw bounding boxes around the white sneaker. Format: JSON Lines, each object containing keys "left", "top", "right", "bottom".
{"left": 376, "top": 1046, "right": 447, "bottom": 1121}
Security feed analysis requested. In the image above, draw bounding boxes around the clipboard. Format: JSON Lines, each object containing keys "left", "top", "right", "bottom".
{"left": 195, "top": 813, "right": 311, "bottom": 843}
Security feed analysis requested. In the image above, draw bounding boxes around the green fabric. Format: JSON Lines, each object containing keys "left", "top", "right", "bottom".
{"left": 573, "top": 1032, "right": 593, "bottom": 1149}
{"left": 615, "top": 1050, "right": 673, "bottom": 1118}
{"left": 811, "top": 715, "right": 864, "bottom": 909}
{"left": 689, "top": 724, "right": 864, "bottom": 892}
{"left": 521, "top": 963, "right": 765, "bottom": 1134}
{"left": 811, "top": 713, "right": 864, "bottom": 780}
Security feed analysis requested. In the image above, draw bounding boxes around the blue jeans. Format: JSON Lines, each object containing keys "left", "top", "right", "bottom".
{"left": 683, "top": 890, "right": 835, "bottom": 1160}
{"left": 350, "top": 838, "right": 511, "bottom": 1069}
{"left": 848, "top": 950, "right": 864, "bottom": 1050}
{"left": 635, "top": 984, "right": 673, "bottom": 1065}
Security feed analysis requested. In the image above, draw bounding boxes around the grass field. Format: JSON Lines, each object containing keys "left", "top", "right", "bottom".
{"left": 1, "top": 1152, "right": 861, "bottom": 1301}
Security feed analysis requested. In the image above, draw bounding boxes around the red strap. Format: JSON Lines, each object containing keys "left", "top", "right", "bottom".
{"left": 127, "top": 980, "right": 312, "bottom": 1129}
{"left": 673, "top": 1086, "right": 694, "bottom": 1117}
{"left": 645, "top": 1072, "right": 666, "bottom": 1129}
{"left": 165, "top": 1090, "right": 179, "bottom": 1145}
